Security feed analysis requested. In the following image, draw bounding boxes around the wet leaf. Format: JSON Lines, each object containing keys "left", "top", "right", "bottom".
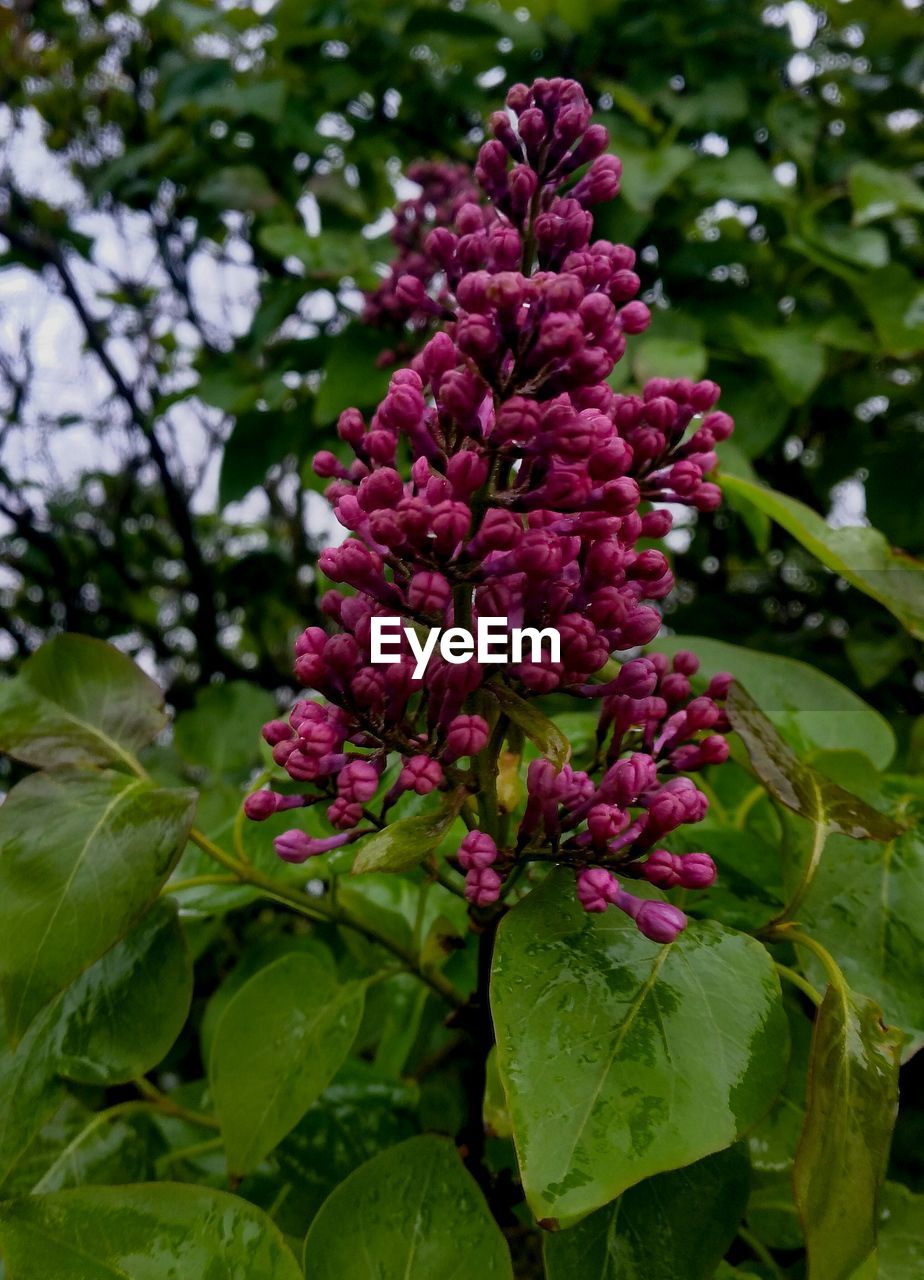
{"left": 54, "top": 901, "right": 192, "bottom": 1086}
{"left": 794, "top": 825, "right": 924, "bottom": 1041}
{"left": 794, "top": 982, "right": 901, "bottom": 1280}
{"left": 877, "top": 1182, "right": 924, "bottom": 1279}
{"left": 491, "top": 871, "right": 788, "bottom": 1226}
{"left": 0, "top": 1183, "right": 303, "bottom": 1279}
{"left": 303, "top": 1134, "right": 513, "bottom": 1278}
{"left": 351, "top": 801, "right": 460, "bottom": 875}
{"left": 0, "top": 634, "right": 166, "bottom": 771}
{"left": 209, "top": 952, "right": 365, "bottom": 1175}
{"left": 726, "top": 683, "right": 901, "bottom": 841}
{"left": 0, "top": 770, "right": 196, "bottom": 1041}
{"left": 544, "top": 1145, "right": 750, "bottom": 1280}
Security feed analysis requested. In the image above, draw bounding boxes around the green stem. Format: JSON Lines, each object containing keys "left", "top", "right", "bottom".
{"left": 31, "top": 1101, "right": 156, "bottom": 1193}
{"left": 133, "top": 1076, "right": 220, "bottom": 1130}
{"left": 738, "top": 1226, "right": 785, "bottom": 1280}
{"left": 770, "top": 927, "right": 844, "bottom": 992}
{"left": 774, "top": 961, "right": 823, "bottom": 1007}
{"left": 184, "top": 828, "right": 465, "bottom": 1008}
{"left": 160, "top": 873, "right": 239, "bottom": 895}
{"left": 155, "top": 1136, "right": 224, "bottom": 1173}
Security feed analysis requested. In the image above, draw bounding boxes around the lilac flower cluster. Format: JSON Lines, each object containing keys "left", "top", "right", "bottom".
{"left": 247, "top": 78, "right": 736, "bottom": 943}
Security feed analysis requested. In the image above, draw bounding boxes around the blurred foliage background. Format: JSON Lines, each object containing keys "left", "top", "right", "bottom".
{"left": 0, "top": 0, "right": 921, "bottom": 724}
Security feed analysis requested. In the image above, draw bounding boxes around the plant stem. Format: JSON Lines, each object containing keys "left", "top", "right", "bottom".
{"left": 738, "top": 1226, "right": 786, "bottom": 1280}
{"left": 185, "top": 828, "right": 465, "bottom": 1008}
{"left": 160, "top": 873, "right": 239, "bottom": 895}
{"left": 774, "top": 962, "right": 823, "bottom": 1007}
{"left": 133, "top": 1076, "right": 220, "bottom": 1130}
{"left": 155, "top": 1136, "right": 224, "bottom": 1173}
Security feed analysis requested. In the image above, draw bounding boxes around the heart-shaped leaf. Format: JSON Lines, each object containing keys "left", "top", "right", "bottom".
{"left": 0, "top": 634, "right": 166, "bottom": 771}
{"left": 303, "top": 1134, "right": 513, "bottom": 1278}
{"left": 491, "top": 871, "right": 788, "bottom": 1226}
{"left": 0, "top": 770, "right": 196, "bottom": 1040}
{"left": 209, "top": 952, "right": 365, "bottom": 1175}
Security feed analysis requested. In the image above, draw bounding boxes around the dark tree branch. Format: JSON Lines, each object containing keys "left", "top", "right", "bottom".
{"left": 0, "top": 202, "right": 232, "bottom": 680}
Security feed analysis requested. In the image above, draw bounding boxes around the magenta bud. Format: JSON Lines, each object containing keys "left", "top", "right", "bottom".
{"left": 443, "top": 714, "right": 490, "bottom": 762}
{"left": 576, "top": 866, "right": 619, "bottom": 913}
{"left": 678, "top": 852, "right": 717, "bottom": 889}
{"left": 244, "top": 790, "right": 280, "bottom": 821}
{"left": 273, "top": 830, "right": 350, "bottom": 864}
{"left": 641, "top": 850, "right": 681, "bottom": 888}
{"left": 458, "top": 830, "right": 498, "bottom": 871}
{"left": 465, "top": 865, "right": 502, "bottom": 907}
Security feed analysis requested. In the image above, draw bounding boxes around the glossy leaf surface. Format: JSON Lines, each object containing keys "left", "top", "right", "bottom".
{"left": 0, "top": 634, "right": 166, "bottom": 771}
{"left": 491, "top": 872, "right": 788, "bottom": 1226}
{"left": 544, "top": 1145, "right": 750, "bottom": 1280}
{"left": 303, "top": 1135, "right": 513, "bottom": 1279}
{"left": 0, "top": 1183, "right": 303, "bottom": 1279}
{"left": 0, "top": 770, "right": 196, "bottom": 1040}
{"left": 794, "top": 983, "right": 901, "bottom": 1280}
{"left": 209, "top": 952, "right": 365, "bottom": 1175}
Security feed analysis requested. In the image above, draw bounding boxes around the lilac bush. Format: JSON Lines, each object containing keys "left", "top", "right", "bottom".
{"left": 247, "top": 77, "right": 736, "bottom": 942}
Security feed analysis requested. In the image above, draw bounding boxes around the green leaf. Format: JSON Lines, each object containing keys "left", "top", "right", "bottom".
{"left": 748, "top": 999, "right": 813, "bottom": 1174}
{"left": 688, "top": 150, "right": 788, "bottom": 204}
{"left": 726, "top": 683, "right": 900, "bottom": 841}
{"left": 487, "top": 682, "right": 571, "bottom": 769}
{"left": 794, "top": 981, "right": 901, "bottom": 1280}
{"left": 314, "top": 325, "right": 394, "bottom": 424}
{"left": 173, "top": 680, "right": 276, "bottom": 775}
{"left": 877, "top": 1182, "right": 924, "bottom": 1279}
{"left": 651, "top": 635, "right": 895, "bottom": 767}
{"left": 0, "top": 634, "right": 166, "bottom": 771}
{"left": 491, "top": 871, "right": 788, "bottom": 1226}
{"left": 14, "top": 1097, "right": 148, "bottom": 1195}
{"left": 851, "top": 264, "right": 924, "bottom": 358}
{"left": 0, "top": 770, "right": 196, "bottom": 1040}
{"left": 483, "top": 1046, "right": 513, "bottom": 1140}
{"left": 0, "top": 1003, "right": 65, "bottom": 1188}
{"left": 54, "top": 901, "right": 192, "bottom": 1085}
{"left": 716, "top": 441, "right": 770, "bottom": 552}
{"left": 209, "top": 952, "right": 365, "bottom": 1175}
{"left": 718, "top": 473, "right": 924, "bottom": 639}
{"left": 848, "top": 161, "right": 924, "bottom": 226}
{"left": 0, "top": 1183, "right": 303, "bottom": 1279}
{"left": 632, "top": 336, "right": 707, "bottom": 383}
{"left": 274, "top": 1061, "right": 419, "bottom": 1231}
{"left": 544, "top": 1145, "right": 750, "bottom": 1280}
{"left": 794, "top": 825, "right": 924, "bottom": 1042}
{"left": 616, "top": 143, "right": 695, "bottom": 212}
{"left": 218, "top": 408, "right": 301, "bottom": 506}
{"left": 303, "top": 1134, "right": 513, "bottom": 1279}
{"left": 197, "top": 164, "right": 278, "bottom": 212}
{"left": 729, "top": 317, "right": 824, "bottom": 404}
{"left": 351, "top": 802, "right": 461, "bottom": 876}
